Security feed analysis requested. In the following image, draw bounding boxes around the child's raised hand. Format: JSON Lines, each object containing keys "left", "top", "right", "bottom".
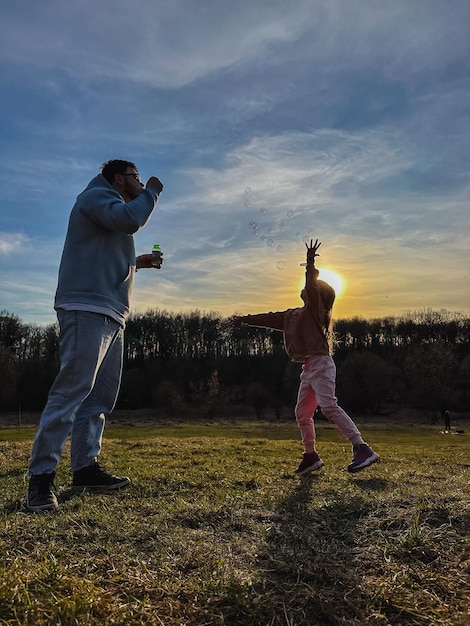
{"left": 305, "top": 238, "right": 321, "bottom": 265}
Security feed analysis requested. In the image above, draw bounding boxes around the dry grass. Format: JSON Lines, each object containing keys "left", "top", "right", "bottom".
{"left": 0, "top": 422, "right": 469, "bottom": 625}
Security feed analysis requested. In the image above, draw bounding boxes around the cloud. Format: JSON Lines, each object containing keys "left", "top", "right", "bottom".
{"left": 0, "top": 233, "right": 29, "bottom": 255}
{"left": 0, "top": 0, "right": 314, "bottom": 87}
{"left": 3, "top": 0, "right": 468, "bottom": 90}
{"left": 171, "top": 128, "right": 413, "bottom": 240}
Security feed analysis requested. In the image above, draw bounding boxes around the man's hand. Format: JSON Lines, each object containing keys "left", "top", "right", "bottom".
{"left": 305, "top": 238, "right": 321, "bottom": 265}
{"left": 136, "top": 253, "right": 163, "bottom": 269}
{"left": 146, "top": 176, "right": 163, "bottom": 195}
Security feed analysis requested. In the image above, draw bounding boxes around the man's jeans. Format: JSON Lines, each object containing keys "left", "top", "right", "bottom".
{"left": 29, "top": 310, "right": 124, "bottom": 475}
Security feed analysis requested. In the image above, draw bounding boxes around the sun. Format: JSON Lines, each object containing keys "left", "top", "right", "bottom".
{"left": 318, "top": 268, "right": 344, "bottom": 296}
{"left": 297, "top": 268, "right": 345, "bottom": 298}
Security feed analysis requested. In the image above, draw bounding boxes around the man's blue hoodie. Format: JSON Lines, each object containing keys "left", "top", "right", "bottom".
{"left": 54, "top": 174, "right": 159, "bottom": 325}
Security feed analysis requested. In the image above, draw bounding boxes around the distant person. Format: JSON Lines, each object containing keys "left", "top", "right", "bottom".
{"left": 230, "top": 239, "right": 379, "bottom": 475}
{"left": 26, "top": 160, "right": 164, "bottom": 512}
{"left": 444, "top": 409, "right": 451, "bottom": 431}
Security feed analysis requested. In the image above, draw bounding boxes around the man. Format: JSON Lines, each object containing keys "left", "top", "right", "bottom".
{"left": 444, "top": 409, "right": 451, "bottom": 431}
{"left": 26, "top": 159, "right": 163, "bottom": 512}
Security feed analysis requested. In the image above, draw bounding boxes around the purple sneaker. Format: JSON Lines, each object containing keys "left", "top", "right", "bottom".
{"left": 348, "top": 443, "right": 379, "bottom": 473}
{"left": 295, "top": 451, "right": 324, "bottom": 475}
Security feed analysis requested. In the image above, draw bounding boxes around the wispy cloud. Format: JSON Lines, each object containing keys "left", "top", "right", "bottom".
{"left": 0, "top": 233, "right": 29, "bottom": 255}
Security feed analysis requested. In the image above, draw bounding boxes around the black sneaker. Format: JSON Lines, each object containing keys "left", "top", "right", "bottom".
{"left": 26, "top": 472, "right": 59, "bottom": 512}
{"left": 72, "top": 462, "right": 130, "bottom": 490}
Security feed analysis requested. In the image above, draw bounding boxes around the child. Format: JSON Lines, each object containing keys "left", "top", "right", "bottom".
{"left": 231, "top": 239, "right": 379, "bottom": 475}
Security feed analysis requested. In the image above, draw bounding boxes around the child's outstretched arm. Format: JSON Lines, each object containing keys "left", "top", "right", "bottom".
{"left": 228, "top": 312, "right": 285, "bottom": 331}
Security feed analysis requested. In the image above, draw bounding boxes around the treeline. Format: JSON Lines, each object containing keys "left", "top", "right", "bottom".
{"left": 0, "top": 308, "right": 469, "bottom": 418}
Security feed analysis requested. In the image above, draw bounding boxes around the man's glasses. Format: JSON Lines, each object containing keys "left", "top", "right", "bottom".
{"left": 122, "top": 173, "right": 141, "bottom": 182}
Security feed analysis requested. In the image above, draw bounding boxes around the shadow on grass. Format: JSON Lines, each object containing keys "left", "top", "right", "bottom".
{"left": 218, "top": 473, "right": 375, "bottom": 626}
{"left": 352, "top": 477, "right": 388, "bottom": 492}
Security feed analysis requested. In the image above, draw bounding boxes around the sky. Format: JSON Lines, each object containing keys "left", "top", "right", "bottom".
{"left": 1, "top": 0, "right": 469, "bottom": 326}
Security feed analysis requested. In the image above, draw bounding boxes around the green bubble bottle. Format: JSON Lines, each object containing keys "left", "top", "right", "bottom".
{"left": 151, "top": 244, "right": 163, "bottom": 268}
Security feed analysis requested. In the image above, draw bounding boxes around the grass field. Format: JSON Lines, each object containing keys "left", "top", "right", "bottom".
{"left": 1, "top": 420, "right": 469, "bottom": 625}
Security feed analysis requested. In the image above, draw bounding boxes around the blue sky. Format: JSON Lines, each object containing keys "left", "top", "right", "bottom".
{"left": 1, "top": 0, "right": 469, "bottom": 325}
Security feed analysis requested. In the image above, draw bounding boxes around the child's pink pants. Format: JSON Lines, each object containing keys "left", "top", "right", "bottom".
{"left": 294, "top": 354, "right": 364, "bottom": 453}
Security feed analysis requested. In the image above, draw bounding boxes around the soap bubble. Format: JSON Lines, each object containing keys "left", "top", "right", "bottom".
{"left": 276, "top": 260, "right": 287, "bottom": 270}
{"left": 242, "top": 192, "right": 308, "bottom": 262}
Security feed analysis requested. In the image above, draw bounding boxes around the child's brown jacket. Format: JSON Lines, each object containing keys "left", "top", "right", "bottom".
{"left": 240, "top": 265, "right": 335, "bottom": 362}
